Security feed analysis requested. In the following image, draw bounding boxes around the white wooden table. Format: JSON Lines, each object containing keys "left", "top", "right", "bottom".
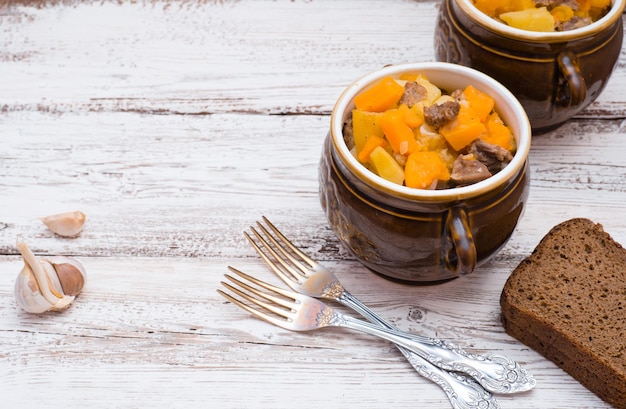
{"left": 1, "top": 1, "right": 624, "bottom": 408}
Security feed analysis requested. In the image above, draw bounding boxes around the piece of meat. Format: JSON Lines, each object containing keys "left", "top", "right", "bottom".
{"left": 534, "top": 0, "right": 579, "bottom": 10}
{"left": 451, "top": 154, "right": 492, "bottom": 185}
{"left": 393, "top": 152, "right": 407, "bottom": 167}
{"left": 398, "top": 81, "right": 427, "bottom": 107}
{"left": 470, "top": 139, "right": 513, "bottom": 174}
{"left": 557, "top": 16, "right": 593, "bottom": 31}
{"left": 342, "top": 117, "right": 355, "bottom": 150}
{"left": 424, "top": 100, "right": 460, "bottom": 128}
{"left": 451, "top": 89, "right": 465, "bottom": 101}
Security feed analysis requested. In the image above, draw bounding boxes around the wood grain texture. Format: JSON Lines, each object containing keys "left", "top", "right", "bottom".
{"left": 1, "top": 1, "right": 624, "bottom": 408}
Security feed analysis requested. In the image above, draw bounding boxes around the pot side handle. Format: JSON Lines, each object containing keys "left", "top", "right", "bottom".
{"left": 444, "top": 206, "right": 476, "bottom": 276}
{"left": 557, "top": 50, "right": 586, "bottom": 108}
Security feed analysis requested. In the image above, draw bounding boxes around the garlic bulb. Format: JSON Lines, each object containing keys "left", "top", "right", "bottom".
{"left": 40, "top": 211, "right": 86, "bottom": 237}
{"left": 14, "top": 238, "right": 87, "bottom": 313}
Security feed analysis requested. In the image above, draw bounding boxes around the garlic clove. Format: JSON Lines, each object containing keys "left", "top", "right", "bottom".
{"left": 48, "top": 294, "right": 76, "bottom": 311}
{"left": 39, "top": 260, "right": 78, "bottom": 312}
{"left": 14, "top": 238, "right": 86, "bottom": 313}
{"left": 14, "top": 265, "right": 52, "bottom": 314}
{"left": 41, "top": 260, "right": 66, "bottom": 299}
{"left": 17, "top": 238, "right": 63, "bottom": 305}
{"left": 40, "top": 211, "right": 86, "bottom": 237}
{"left": 46, "top": 256, "right": 86, "bottom": 296}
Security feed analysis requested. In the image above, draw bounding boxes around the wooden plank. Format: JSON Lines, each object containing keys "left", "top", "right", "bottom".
{"left": 0, "top": 0, "right": 623, "bottom": 116}
{"left": 2, "top": 113, "right": 626, "bottom": 260}
{"left": 0, "top": 257, "right": 610, "bottom": 408}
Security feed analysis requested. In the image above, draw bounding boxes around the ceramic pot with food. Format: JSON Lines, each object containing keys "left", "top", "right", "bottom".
{"left": 319, "top": 62, "right": 531, "bottom": 283}
{"left": 434, "top": 0, "right": 624, "bottom": 133}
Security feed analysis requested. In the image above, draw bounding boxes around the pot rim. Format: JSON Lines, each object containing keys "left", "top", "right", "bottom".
{"left": 454, "top": 0, "right": 626, "bottom": 42}
{"left": 330, "top": 62, "right": 532, "bottom": 202}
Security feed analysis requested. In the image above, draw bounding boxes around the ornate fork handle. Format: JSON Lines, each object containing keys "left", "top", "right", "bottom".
{"left": 403, "top": 349, "right": 499, "bottom": 409}
{"left": 338, "top": 291, "right": 535, "bottom": 394}
{"left": 338, "top": 291, "right": 498, "bottom": 408}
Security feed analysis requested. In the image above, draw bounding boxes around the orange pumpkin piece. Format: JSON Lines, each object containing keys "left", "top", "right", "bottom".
{"left": 380, "top": 109, "right": 420, "bottom": 155}
{"left": 481, "top": 112, "right": 515, "bottom": 151}
{"left": 354, "top": 76, "right": 405, "bottom": 113}
{"left": 398, "top": 103, "right": 424, "bottom": 128}
{"left": 577, "top": 0, "right": 591, "bottom": 12}
{"left": 472, "top": 0, "right": 503, "bottom": 17}
{"left": 463, "top": 85, "right": 495, "bottom": 123}
{"left": 357, "top": 135, "right": 387, "bottom": 163}
{"left": 399, "top": 73, "right": 418, "bottom": 82}
{"left": 405, "top": 151, "right": 450, "bottom": 189}
{"left": 551, "top": 5, "right": 574, "bottom": 23}
{"left": 439, "top": 105, "right": 487, "bottom": 151}
{"left": 590, "top": 0, "right": 610, "bottom": 7}
{"left": 472, "top": 0, "right": 534, "bottom": 17}
{"left": 508, "top": 0, "right": 536, "bottom": 12}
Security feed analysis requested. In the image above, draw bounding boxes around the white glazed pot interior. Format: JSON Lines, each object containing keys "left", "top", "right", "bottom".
{"left": 330, "top": 62, "right": 532, "bottom": 202}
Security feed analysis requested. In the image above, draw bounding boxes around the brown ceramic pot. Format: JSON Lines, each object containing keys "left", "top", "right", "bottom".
{"left": 434, "top": 0, "right": 625, "bottom": 133}
{"left": 319, "top": 63, "right": 532, "bottom": 283}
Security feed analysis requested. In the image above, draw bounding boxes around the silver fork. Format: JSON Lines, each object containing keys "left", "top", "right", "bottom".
{"left": 219, "top": 267, "right": 499, "bottom": 409}
{"left": 245, "top": 217, "right": 536, "bottom": 395}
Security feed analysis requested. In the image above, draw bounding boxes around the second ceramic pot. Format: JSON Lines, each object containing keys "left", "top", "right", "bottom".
{"left": 434, "top": 0, "right": 624, "bottom": 133}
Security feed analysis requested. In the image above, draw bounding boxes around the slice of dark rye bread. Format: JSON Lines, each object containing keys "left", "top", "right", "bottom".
{"left": 500, "top": 218, "right": 626, "bottom": 408}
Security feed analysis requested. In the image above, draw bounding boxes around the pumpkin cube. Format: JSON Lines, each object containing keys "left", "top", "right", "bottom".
{"left": 439, "top": 105, "right": 487, "bottom": 151}
{"left": 405, "top": 151, "right": 450, "bottom": 189}
{"left": 354, "top": 76, "right": 404, "bottom": 112}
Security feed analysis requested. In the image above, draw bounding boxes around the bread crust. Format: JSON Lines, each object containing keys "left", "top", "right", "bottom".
{"left": 500, "top": 218, "right": 626, "bottom": 408}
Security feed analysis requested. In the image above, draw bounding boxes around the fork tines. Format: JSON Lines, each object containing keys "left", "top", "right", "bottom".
{"left": 218, "top": 266, "right": 297, "bottom": 327}
{"left": 245, "top": 217, "right": 315, "bottom": 284}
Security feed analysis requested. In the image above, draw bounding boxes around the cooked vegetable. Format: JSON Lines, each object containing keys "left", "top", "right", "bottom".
{"left": 357, "top": 135, "right": 387, "bottom": 163}
{"left": 483, "top": 112, "right": 515, "bottom": 151}
{"left": 354, "top": 76, "right": 405, "bottom": 113}
{"left": 414, "top": 75, "right": 443, "bottom": 106}
{"left": 500, "top": 7, "right": 555, "bottom": 32}
{"left": 551, "top": 5, "right": 575, "bottom": 24}
{"left": 439, "top": 105, "right": 487, "bottom": 151}
{"left": 463, "top": 85, "right": 495, "bottom": 123}
{"left": 380, "top": 108, "right": 421, "bottom": 155}
{"left": 351, "top": 109, "right": 384, "bottom": 153}
{"left": 590, "top": 0, "right": 610, "bottom": 7}
{"left": 398, "top": 103, "right": 423, "bottom": 128}
{"left": 405, "top": 151, "right": 450, "bottom": 189}
{"left": 472, "top": 0, "right": 534, "bottom": 17}
{"left": 369, "top": 146, "right": 405, "bottom": 185}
